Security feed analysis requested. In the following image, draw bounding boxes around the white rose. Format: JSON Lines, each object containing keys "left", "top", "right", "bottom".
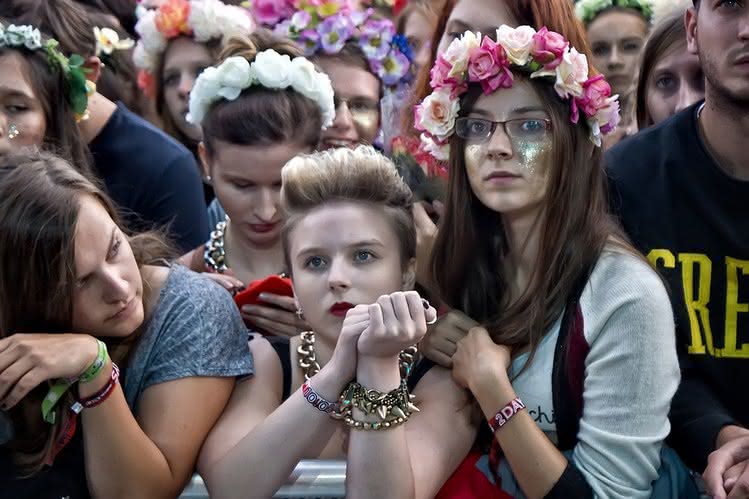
{"left": 187, "top": 66, "right": 221, "bottom": 124}
{"left": 289, "top": 57, "right": 319, "bottom": 99}
{"left": 215, "top": 56, "right": 253, "bottom": 100}
{"left": 135, "top": 10, "right": 167, "bottom": 53}
{"left": 133, "top": 42, "right": 157, "bottom": 72}
{"left": 443, "top": 31, "right": 480, "bottom": 78}
{"left": 496, "top": 25, "right": 536, "bottom": 66}
{"left": 420, "top": 134, "right": 450, "bottom": 161}
{"left": 189, "top": 0, "right": 221, "bottom": 41}
{"left": 314, "top": 72, "right": 336, "bottom": 128}
{"left": 415, "top": 88, "right": 459, "bottom": 140}
{"left": 218, "top": 7, "right": 255, "bottom": 41}
{"left": 253, "top": 49, "right": 293, "bottom": 89}
{"left": 554, "top": 47, "right": 589, "bottom": 98}
{"left": 4, "top": 25, "right": 41, "bottom": 49}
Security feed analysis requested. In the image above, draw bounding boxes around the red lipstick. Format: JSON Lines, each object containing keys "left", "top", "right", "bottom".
{"left": 330, "top": 302, "right": 355, "bottom": 317}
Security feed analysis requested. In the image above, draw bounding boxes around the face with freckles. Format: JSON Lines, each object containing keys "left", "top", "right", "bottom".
{"left": 462, "top": 79, "right": 553, "bottom": 217}
{"left": 0, "top": 51, "right": 47, "bottom": 159}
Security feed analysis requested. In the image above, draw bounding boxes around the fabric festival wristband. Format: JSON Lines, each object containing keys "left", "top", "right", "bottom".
{"left": 42, "top": 378, "right": 74, "bottom": 424}
{"left": 72, "top": 363, "right": 120, "bottom": 413}
{"left": 77, "top": 339, "right": 109, "bottom": 384}
{"left": 488, "top": 397, "right": 526, "bottom": 433}
{"left": 302, "top": 380, "right": 339, "bottom": 414}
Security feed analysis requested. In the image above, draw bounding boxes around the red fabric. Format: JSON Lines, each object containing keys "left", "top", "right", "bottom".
{"left": 435, "top": 451, "right": 512, "bottom": 499}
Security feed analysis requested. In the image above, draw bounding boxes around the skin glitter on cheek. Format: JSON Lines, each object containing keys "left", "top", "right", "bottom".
{"left": 465, "top": 143, "right": 487, "bottom": 170}
{"left": 351, "top": 110, "right": 380, "bottom": 143}
{"left": 511, "top": 136, "right": 552, "bottom": 177}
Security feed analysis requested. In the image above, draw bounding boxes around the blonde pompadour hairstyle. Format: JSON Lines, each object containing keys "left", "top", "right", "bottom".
{"left": 280, "top": 145, "right": 416, "bottom": 271}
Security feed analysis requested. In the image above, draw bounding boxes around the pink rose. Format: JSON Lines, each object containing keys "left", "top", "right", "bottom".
{"left": 531, "top": 27, "right": 568, "bottom": 69}
{"left": 414, "top": 88, "right": 459, "bottom": 140}
{"left": 253, "top": 0, "right": 293, "bottom": 26}
{"left": 496, "top": 25, "right": 536, "bottom": 66}
{"left": 467, "top": 37, "right": 513, "bottom": 93}
{"left": 596, "top": 96, "right": 621, "bottom": 134}
{"left": 554, "top": 47, "right": 589, "bottom": 99}
{"left": 575, "top": 74, "right": 612, "bottom": 118}
{"left": 430, "top": 55, "right": 468, "bottom": 97}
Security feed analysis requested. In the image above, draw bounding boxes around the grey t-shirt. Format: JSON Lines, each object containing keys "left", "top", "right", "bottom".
{"left": 122, "top": 264, "right": 253, "bottom": 410}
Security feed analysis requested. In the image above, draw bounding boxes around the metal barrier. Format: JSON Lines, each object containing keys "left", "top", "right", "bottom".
{"left": 180, "top": 460, "right": 346, "bottom": 499}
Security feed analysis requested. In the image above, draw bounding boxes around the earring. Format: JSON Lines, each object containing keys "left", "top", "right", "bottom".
{"left": 8, "top": 124, "right": 19, "bottom": 140}
{"left": 204, "top": 175, "right": 212, "bottom": 183}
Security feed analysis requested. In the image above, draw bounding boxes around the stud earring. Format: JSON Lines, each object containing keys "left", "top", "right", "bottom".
{"left": 8, "top": 124, "right": 19, "bottom": 140}
{"left": 203, "top": 175, "right": 212, "bottom": 183}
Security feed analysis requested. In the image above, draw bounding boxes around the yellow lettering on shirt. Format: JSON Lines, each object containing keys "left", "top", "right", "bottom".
{"left": 678, "top": 253, "right": 715, "bottom": 356}
{"left": 719, "top": 257, "right": 749, "bottom": 358}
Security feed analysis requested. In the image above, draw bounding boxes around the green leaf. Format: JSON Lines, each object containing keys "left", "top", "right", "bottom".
{"left": 68, "top": 54, "right": 85, "bottom": 68}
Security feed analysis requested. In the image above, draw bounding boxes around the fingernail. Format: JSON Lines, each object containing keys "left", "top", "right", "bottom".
{"left": 259, "top": 293, "right": 269, "bottom": 300}
{"left": 422, "top": 298, "right": 431, "bottom": 310}
{"left": 242, "top": 305, "right": 255, "bottom": 313}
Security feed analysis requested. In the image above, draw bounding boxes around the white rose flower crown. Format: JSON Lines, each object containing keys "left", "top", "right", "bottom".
{"left": 187, "top": 49, "right": 336, "bottom": 128}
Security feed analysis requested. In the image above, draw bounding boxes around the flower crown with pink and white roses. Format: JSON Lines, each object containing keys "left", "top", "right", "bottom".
{"left": 415, "top": 26, "right": 621, "bottom": 160}
{"left": 133, "top": 0, "right": 255, "bottom": 97}
{"left": 247, "top": 0, "right": 414, "bottom": 88}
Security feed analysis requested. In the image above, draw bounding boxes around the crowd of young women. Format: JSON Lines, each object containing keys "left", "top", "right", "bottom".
{"left": 0, "top": 0, "right": 725, "bottom": 498}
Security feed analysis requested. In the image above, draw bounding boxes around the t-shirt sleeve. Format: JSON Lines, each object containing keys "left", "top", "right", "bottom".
{"left": 137, "top": 269, "right": 253, "bottom": 395}
{"left": 148, "top": 151, "right": 209, "bottom": 252}
{"left": 571, "top": 253, "right": 681, "bottom": 498}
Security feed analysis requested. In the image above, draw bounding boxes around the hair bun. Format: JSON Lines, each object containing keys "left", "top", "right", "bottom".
{"left": 219, "top": 28, "right": 303, "bottom": 64}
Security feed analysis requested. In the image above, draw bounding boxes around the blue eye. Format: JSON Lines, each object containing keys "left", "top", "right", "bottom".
{"left": 521, "top": 119, "right": 545, "bottom": 132}
{"left": 305, "top": 256, "right": 326, "bottom": 269}
{"left": 353, "top": 250, "right": 375, "bottom": 263}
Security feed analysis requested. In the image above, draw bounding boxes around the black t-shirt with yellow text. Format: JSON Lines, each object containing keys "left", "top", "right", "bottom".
{"left": 607, "top": 101, "right": 749, "bottom": 470}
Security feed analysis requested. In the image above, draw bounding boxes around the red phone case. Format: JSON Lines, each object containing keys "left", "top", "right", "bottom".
{"left": 233, "top": 275, "right": 293, "bottom": 309}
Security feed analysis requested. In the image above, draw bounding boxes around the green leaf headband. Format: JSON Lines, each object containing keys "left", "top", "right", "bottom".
{"left": 0, "top": 23, "right": 93, "bottom": 118}
{"left": 575, "top": 0, "right": 654, "bottom": 25}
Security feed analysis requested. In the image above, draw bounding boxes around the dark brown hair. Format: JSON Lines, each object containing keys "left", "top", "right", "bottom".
{"left": 0, "top": 24, "right": 91, "bottom": 173}
{"left": 10, "top": 0, "right": 146, "bottom": 117}
{"left": 281, "top": 145, "right": 415, "bottom": 272}
{"left": 201, "top": 30, "right": 324, "bottom": 157}
{"left": 635, "top": 10, "right": 688, "bottom": 129}
{"left": 0, "top": 149, "right": 174, "bottom": 474}
{"left": 402, "top": 0, "right": 594, "bottom": 134}
{"left": 430, "top": 74, "right": 629, "bottom": 367}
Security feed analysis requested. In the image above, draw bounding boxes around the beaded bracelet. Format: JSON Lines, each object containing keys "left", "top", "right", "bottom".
{"left": 488, "top": 397, "right": 526, "bottom": 433}
{"left": 302, "top": 380, "right": 339, "bottom": 414}
{"left": 337, "top": 379, "right": 419, "bottom": 430}
{"left": 71, "top": 363, "right": 120, "bottom": 414}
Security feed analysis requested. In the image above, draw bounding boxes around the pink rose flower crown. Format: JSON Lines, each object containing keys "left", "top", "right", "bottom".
{"left": 415, "top": 26, "right": 621, "bottom": 161}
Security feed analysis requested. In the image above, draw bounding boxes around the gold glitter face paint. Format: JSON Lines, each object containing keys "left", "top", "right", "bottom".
{"left": 351, "top": 109, "right": 380, "bottom": 143}
{"left": 511, "top": 134, "right": 552, "bottom": 178}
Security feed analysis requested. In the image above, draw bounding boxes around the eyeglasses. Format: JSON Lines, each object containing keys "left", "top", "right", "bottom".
{"left": 333, "top": 96, "right": 379, "bottom": 115}
{"left": 455, "top": 117, "right": 552, "bottom": 144}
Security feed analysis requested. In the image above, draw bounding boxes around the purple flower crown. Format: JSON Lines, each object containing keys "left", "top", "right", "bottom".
{"left": 415, "top": 26, "right": 621, "bottom": 160}
{"left": 257, "top": 2, "right": 415, "bottom": 88}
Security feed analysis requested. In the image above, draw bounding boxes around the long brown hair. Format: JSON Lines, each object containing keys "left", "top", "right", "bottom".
{"left": 635, "top": 10, "right": 689, "bottom": 129}
{"left": 430, "top": 74, "right": 628, "bottom": 364}
{"left": 0, "top": 149, "right": 174, "bottom": 475}
{"left": 402, "top": 0, "right": 593, "bottom": 134}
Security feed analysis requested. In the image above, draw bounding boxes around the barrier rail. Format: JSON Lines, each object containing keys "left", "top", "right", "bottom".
{"left": 180, "top": 460, "right": 347, "bottom": 499}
